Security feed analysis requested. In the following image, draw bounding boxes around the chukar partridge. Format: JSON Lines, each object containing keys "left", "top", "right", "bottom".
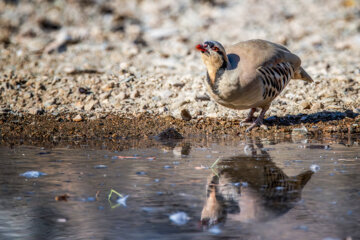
{"left": 196, "top": 39, "right": 313, "bottom": 132}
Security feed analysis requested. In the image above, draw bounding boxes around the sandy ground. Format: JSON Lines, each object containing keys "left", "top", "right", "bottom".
{"left": 0, "top": 0, "right": 360, "bottom": 139}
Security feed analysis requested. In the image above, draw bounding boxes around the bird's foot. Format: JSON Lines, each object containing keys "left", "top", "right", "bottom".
{"left": 245, "top": 118, "right": 263, "bottom": 133}
{"left": 240, "top": 117, "right": 256, "bottom": 126}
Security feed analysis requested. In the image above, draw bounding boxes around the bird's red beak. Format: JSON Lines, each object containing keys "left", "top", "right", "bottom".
{"left": 196, "top": 44, "right": 207, "bottom": 53}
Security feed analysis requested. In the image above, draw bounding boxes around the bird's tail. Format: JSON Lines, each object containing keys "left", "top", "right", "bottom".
{"left": 294, "top": 67, "right": 313, "bottom": 82}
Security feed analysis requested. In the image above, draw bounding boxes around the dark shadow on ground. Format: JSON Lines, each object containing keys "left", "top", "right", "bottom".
{"left": 264, "top": 110, "right": 359, "bottom": 126}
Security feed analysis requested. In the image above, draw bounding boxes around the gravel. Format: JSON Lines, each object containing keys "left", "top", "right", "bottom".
{"left": 0, "top": 0, "right": 359, "bottom": 121}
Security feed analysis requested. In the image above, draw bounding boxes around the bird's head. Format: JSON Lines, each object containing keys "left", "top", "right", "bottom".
{"left": 196, "top": 40, "right": 229, "bottom": 71}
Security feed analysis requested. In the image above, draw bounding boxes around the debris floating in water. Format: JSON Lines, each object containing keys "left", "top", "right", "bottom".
{"left": 194, "top": 165, "right": 208, "bottom": 170}
{"left": 94, "top": 164, "right": 107, "bottom": 169}
{"left": 208, "top": 225, "right": 222, "bottom": 234}
{"left": 108, "top": 189, "right": 129, "bottom": 208}
{"left": 116, "top": 195, "right": 129, "bottom": 206}
{"left": 55, "top": 194, "right": 70, "bottom": 201}
{"left": 310, "top": 164, "right": 320, "bottom": 172}
{"left": 294, "top": 225, "right": 309, "bottom": 231}
{"left": 20, "top": 171, "right": 47, "bottom": 178}
{"left": 115, "top": 156, "right": 140, "bottom": 159}
{"left": 169, "top": 212, "right": 190, "bottom": 225}
{"left": 56, "top": 218, "right": 67, "bottom": 223}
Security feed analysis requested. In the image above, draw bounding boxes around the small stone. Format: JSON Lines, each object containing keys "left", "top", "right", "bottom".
{"left": 117, "top": 92, "right": 128, "bottom": 100}
{"left": 172, "top": 81, "right": 185, "bottom": 88}
{"left": 73, "top": 114, "right": 83, "bottom": 122}
{"left": 79, "top": 87, "right": 90, "bottom": 94}
{"left": 312, "top": 102, "right": 324, "bottom": 110}
{"left": 300, "top": 101, "right": 312, "bottom": 110}
{"left": 195, "top": 94, "right": 210, "bottom": 101}
{"left": 74, "top": 101, "right": 84, "bottom": 110}
{"left": 130, "top": 90, "right": 140, "bottom": 98}
{"left": 102, "top": 81, "right": 115, "bottom": 91}
{"left": 84, "top": 100, "right": 97, "bottom": 111}
{"left": 181, "top": 109, "right": 192, "bottom": 121}
{"left": 28, "top": 108, "right": 44, "bottom": 115}
{"left": 292, "top": 126, "right": 308, "bottom": 135}
{"left": 28, "top": 107, "right": 39, "bottom": 115}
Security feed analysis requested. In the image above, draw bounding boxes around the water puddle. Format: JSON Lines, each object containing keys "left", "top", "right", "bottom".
{"left": 0, "top": 137, "right": 359, "bottom": 239}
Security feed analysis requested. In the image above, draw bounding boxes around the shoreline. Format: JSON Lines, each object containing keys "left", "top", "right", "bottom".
{"left": 1, "top": 112, "right": 359, "bottom": 142}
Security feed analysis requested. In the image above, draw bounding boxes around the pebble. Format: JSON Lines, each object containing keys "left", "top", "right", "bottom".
{"left": 292, "top": 126, "right": 308, "bottom": 135}
{"left": 130, "top": 90, "right": 140, "bottom": 99}
{"left": 1, "top": 0, "right": 359, "bottom": 121}
{"left": 180, "top": 109, "right": 192, "bottom": 121}
{"left": 300, "top": 101, "right": 312, "bottom": 110}
{"left": 84, "top": 100, "right": 97, "bottom": 111}
{"left": 72, "top": 114, "right": 83, "bottom": 122}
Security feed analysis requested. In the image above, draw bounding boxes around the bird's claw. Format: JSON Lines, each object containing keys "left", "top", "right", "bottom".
{"left": 245, "top": 119, "right": 263, "bottom": 133}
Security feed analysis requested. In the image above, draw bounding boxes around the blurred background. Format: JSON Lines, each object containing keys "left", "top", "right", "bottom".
{"left": 0, "top": 0, "right": 359, "bottom": 118}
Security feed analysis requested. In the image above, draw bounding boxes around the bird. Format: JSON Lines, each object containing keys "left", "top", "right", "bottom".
{"left": 195, "top": 39, "right": 313, "bottom": 132}
{"left": 200, "top": 141, "right": 314, "bottom": 226}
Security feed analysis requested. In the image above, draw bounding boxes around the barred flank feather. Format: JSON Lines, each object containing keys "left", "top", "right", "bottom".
{"left": 259, "top": 62, "right": 294, "bottom": 100}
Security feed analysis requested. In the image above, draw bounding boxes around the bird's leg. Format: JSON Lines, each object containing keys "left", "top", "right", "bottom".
{"left": 240, "top": 108, "right": 257, "bottom": 126}
{"left": 245, "top": 106, "right": 269, "bottom": 132}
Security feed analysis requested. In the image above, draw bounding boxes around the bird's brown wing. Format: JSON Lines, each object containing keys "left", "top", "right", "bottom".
{"left": 227, "top": 39, "right": 301, "bottom": 71}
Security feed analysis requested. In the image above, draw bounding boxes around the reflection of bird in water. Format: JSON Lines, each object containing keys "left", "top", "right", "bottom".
{"left": 201, "top": 142, "right": 313, "bottom": 227}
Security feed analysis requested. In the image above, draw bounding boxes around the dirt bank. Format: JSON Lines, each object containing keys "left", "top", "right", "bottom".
{"left": 1, "top": 112, "right": 359, "bottom": 143}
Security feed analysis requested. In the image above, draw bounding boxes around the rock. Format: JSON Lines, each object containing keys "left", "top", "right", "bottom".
{"left": 28, "top": 107, "right": 44, "bottom": 115}
{"left": 84, "top": 100, "right": 98, "bottom": 111}
{"left": 292, "top": 126, "right": 308, "bottom": 135}
{"left": 72, "top": 114, "right": 83, "bottom": 122}
{"left": 171, "top": 100, "right": 190, "bottom": 110}
{"left": 171, "top": 81, "right": 185, "bottom": 88}
{"left": 130, "top": 90, "right": 140, "bottom": 98}
{"left": 300, "top": 101, "right": 312, "bottom": 110}
{"left": 102, "top": 81, "right": 115, "bottom": 91}
{"left": 79, "top": 87, "right": 91, "bottom": 94}
{"left": 181, "top": 109, "right": 192, "bottom": 121}
{"left": 312, "top": 102, "right": 324, "bottom": 111}
{"left": 74, "top": 101, "right": 84, "bottom": 110}
{"left": 28, "top": 107, "right": 39, "bottom": 115}
{"left": 116, "top": 92, "right": 128, "bottom": 100}
{"left": 156, "top": 128, "right": 183, "bottom": 140}
{"left": 195, "top": 94, "right": 210, "bottom": 101}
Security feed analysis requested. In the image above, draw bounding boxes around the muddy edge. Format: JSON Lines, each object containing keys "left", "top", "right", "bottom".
{"left": 1, "top": 112, "right": 359, "bottom": 150}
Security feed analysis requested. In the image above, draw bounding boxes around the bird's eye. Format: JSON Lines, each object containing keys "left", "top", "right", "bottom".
{"left": 212, "top": 47, "right": 219, "bottom": 51}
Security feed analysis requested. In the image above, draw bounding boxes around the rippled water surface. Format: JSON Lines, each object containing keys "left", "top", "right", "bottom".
{"left": 0, "top": 137, "right": 359, "bottom": 240}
